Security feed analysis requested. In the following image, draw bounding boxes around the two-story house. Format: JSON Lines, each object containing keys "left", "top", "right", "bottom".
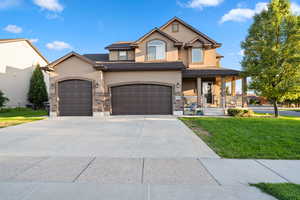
{"left": 44, "top": 17, "right": 247, "bottom": 117}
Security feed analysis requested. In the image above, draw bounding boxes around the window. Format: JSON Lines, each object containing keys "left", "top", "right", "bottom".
{"left": 118, "top": 51, "right": 127, "bottom": 60}
{"left": 172, "top": 23, "right": 179, "bottom": 32}
{"left": 192, "top": 48, "right": 203, "bottom": 63}
{"left": 147, "top": 40, "right": 166, "bottom": 60}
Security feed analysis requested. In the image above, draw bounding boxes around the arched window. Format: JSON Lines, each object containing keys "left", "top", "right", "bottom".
{"left": 147, "top": 40, "right": 166, "bottom": 60}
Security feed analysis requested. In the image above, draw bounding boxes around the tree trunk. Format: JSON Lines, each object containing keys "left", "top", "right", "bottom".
{"left": 273, "top": 101, "right": 279, "bottom": 118}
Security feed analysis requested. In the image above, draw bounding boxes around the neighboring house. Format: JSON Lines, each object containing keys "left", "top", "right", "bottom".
{"left": 0, "top": 39, "right": 49, "bottom": 107}
{"left": 44, "top": 17, "right": 247, "bottom": 117}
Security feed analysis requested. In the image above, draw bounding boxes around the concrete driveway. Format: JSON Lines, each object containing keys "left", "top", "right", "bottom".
{"left": 0, "top": 116, "right": 218, "bottom": 158}
{"left": 1, "top": 116, "right": 299, "bottom": 199}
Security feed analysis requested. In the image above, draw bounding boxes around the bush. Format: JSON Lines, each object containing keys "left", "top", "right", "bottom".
{"left": 0, "top": 90, "right": 9, "bottom": 108}
{"left": 28, "top": 65, "right": 48, "bottom": 109}
{"left": 227, "top": 108, "right": 254, "bottom": 117}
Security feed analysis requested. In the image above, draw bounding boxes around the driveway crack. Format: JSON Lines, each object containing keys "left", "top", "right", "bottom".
{"left": 72, "top": 157, "right": 96, "bottom": 182}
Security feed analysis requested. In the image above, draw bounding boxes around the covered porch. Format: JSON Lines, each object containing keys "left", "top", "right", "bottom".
{"left": 182, "top": 68, "right": 247, "bottom": 115}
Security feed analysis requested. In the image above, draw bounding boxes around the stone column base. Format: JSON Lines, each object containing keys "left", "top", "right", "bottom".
{"left": 93, "top": 112, "right": 110, "bottom": 117}
{"left": 173, "top": 111, "right": 183, "bottom": 116}
{"left": 49, "top": 112, "right": 57, "bottom": 117}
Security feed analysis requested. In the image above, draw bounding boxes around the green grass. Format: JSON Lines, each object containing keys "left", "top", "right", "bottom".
{"left": 280, "top": 109, "right": 300, "bottom": 112}
{"left": 180, "top": 116, "right": 300, "bottom": 159}
{"left": 0, "top": 108, "right": 47, "bottom": 128}
{"left": 252, "top": 183, "right": 300, "bottom": 200}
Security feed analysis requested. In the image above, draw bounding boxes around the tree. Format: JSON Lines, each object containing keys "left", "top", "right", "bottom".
{"left": 241, "top": 0, "right": 300, "bottom": 117}
{"left": 0, "top": 90, "right": 9, "bottom": 108}
{"left": 28, "top": 64, "right": 48, "bottom": 109}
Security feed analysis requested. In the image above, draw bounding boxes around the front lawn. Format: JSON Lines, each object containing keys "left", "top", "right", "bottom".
{"left": 180, "top": 116, "right": 300, "bottom": 159}
{"left": 252, "top": 183, "right": 300, "bottom": 200}
{"left": 0, "top": 108, "right": 47, "bottom": 128}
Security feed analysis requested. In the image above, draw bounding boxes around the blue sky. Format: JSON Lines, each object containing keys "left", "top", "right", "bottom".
{"left": 0, "top": 0, "right": 299, "bottom": 71}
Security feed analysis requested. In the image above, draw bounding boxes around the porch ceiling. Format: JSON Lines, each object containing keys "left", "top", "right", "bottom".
{"left": 182, "top": 68, "right": 241, "bottom": 78}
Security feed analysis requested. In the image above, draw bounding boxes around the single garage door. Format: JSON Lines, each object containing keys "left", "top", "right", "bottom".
{"left": 111, "top": 84, "right": 172, "bottom": 115}
{"left": 58, "top": 79, "right": 92, "bottom": 116}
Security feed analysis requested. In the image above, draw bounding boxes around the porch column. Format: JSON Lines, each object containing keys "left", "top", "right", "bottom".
{"left": 242, "top": 77, "right": 248, "bottom": 108}
{"left": 220, "top": 76, "right": 226, "bottom": 108}
{"left": 231, "top": 77, "right": 236, "bottom": 96}
{"left": 197, "top": 77, "right": 202, "bottom": 107}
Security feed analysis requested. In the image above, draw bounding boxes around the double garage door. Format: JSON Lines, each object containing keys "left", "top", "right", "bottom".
{"left": 111, "top": 84, "right": 172, "bottom": 115}
{"left": 58, "top": 80, "right": 172, "bottom": 116}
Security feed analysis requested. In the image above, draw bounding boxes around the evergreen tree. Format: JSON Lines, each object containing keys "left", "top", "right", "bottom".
{"left": 28, "top": 64, "right": 48, "bottom": 109}
{"left": 241, "top": 0, "right": 300, "bottom": 117}
{"left": 0, "top": 90, "right": 9, "bottom": 108}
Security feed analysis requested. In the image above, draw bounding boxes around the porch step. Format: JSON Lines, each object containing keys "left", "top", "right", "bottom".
{"left": 203, "top": 108, "right": 226, "bottom": 116}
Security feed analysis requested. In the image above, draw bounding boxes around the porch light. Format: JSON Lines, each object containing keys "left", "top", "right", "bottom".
{"left": 176, "top": 82, "right": 180, "bottom": 88}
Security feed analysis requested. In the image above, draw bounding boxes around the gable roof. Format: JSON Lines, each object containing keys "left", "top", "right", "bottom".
{"left": 134, "top": 28, "right": 183, "bottom": 46}
{"left": 95, "top": 61, "right": 186, "bottom": 72}
{"left": 105, "top": 42, "right": 137, "bottom": 50}
{"left": 160, "top": 17, "right": 221, "bottom": 47}
{"left": 45, "top": 51, "right": 100, "bottom": 70}
{"left": 83, "top": 53, "right": 109, "bottom": 62}
{"left": 0, "top": 38, "right": 49, "bottom": 64}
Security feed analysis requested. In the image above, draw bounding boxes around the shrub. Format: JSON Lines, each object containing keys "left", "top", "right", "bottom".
{"left": 28, "top": 64, "right": 48, "bottom": 109}
{"left": 0, "top": 90, "right": 9, "bottom": 108}
{"left": 227, "top": 108, "right": 254, "bottom": 117}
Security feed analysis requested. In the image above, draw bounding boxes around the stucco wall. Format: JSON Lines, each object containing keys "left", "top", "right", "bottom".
{"left": 49, "top": 56, "right": 183, "bottom": 116}
{"left": 135, "top": 32, "right": 178, "bottom": 62}
{"left": 160, "top": 21, "right": 219, "bottom": 69}
{"left": 182, "top": 79, "right": 197, "bottom": 96}
{"left": 104, "top": 71, "right": 183, "bottom": 114}
{"left": 0, "top": 41, "right": 48, "bottom": 107}
{"left": 49, "top": 56, "right": 105, "bottom": 116}
{"left": 161, "top": 22, "right": 199, "bottom": 43}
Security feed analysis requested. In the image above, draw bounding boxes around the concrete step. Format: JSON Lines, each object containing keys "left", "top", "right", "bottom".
{"left": 203, "top": 108, "right": 225, "bottom": 116}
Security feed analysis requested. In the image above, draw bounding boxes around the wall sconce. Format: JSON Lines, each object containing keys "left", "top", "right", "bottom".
{"left": 176, "top": 82, "right": 180, "bottom": 89}
{"left": 95, "top": 83, "right": 99, "bottom": 88}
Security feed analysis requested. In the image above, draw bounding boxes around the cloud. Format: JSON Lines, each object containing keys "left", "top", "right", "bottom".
{"left": 33, "top": 0, "right": 63, "bottom": 12}
{"left": 29, "top": 38, "right": 39, "bottom": 43}
{"left": 3, "top": 25, "right": 23, "bottom": 33}
{"left": 220, "top": 2, "right": 268, "bottom": 23}
{"left": 291, "top": 2, "right": 300, "bottom": 15}
{"left": 179, "top": 0, "right": 223, "bottom": 9}
{"left": 0, "top": 0, "right": 22, "bottom": 9}
{"left": 46, "top": 41, "right": 72, "bottom": 50}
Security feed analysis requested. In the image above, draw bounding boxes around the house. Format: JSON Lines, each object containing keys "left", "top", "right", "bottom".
{"left": 44, "top": 17, "right": 247, "bottom": 117}
{"left": 0, "top": 39, "right": 49, "bottom": 107}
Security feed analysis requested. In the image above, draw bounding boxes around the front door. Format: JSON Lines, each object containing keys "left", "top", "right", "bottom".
{"left": 202, "top": 82, "right": 213, "bottom": 104}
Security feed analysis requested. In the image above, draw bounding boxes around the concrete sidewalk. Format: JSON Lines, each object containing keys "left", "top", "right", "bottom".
{"left": 0, "top": 156, "right": 299, "bottom": 200}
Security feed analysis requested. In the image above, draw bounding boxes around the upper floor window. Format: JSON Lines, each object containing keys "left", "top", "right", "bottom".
{"left": 172, "top": 23, "right": 179, "bottom": 32}
{"left": 118, "top": 51, "right": 127, "bottom": 60}
{"left": 147, "top": 40, "right": 166, "bottom": 60}
{"left": 192, "top": 48, "right": 203, "bottom": 63}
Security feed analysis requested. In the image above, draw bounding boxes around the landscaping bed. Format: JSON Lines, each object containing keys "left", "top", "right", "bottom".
{"left": 0, "top": 108, "right": 47, "bottom": 128}
{"left": 180, "top": 116, "right": 300, "bottom": 159}
{"left": 252, "top": 183, "right": 300, "bottom": 200}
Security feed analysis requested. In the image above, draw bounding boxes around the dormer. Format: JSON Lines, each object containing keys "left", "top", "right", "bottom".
{"left": 105, "top": 42, "right": 137, "bottom": 61}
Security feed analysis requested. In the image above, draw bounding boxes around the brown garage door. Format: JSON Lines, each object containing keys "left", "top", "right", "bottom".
{"left": 58, "top": 80, "right": 92, "bottom": 116}
{"left": 111, "top": 84, "right": 172, "bottom": 115}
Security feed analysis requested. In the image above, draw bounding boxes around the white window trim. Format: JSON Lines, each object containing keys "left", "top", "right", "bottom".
{"left": 147, "top": 40, "right": 166, "bottom": 61}
{"left": 191, "top": 48, "right": 204, "bottom": 63}
{"left": 118, "top": 51, "right": 127, "bottom": 60}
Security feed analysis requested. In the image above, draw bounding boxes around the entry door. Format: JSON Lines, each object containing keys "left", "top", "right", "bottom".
{"left": 111, "top": 84, "right": 172, "bottom": 115}
{"left": 58, "top": 80, "right": 93, "bottom": 116}
{"left": 203, "top": 82, "right": 213, "bottom": 104}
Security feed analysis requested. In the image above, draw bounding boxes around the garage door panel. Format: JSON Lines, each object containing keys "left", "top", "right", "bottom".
{"left": 111, "top": 84, "right": 172, "bottom": 115}
{"left": 58, "top": 80, "right": 92, "bottom": 116}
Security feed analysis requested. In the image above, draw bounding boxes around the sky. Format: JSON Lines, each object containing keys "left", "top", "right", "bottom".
{"left": 0, "top": 0, "right": 300, "bottom": 72}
